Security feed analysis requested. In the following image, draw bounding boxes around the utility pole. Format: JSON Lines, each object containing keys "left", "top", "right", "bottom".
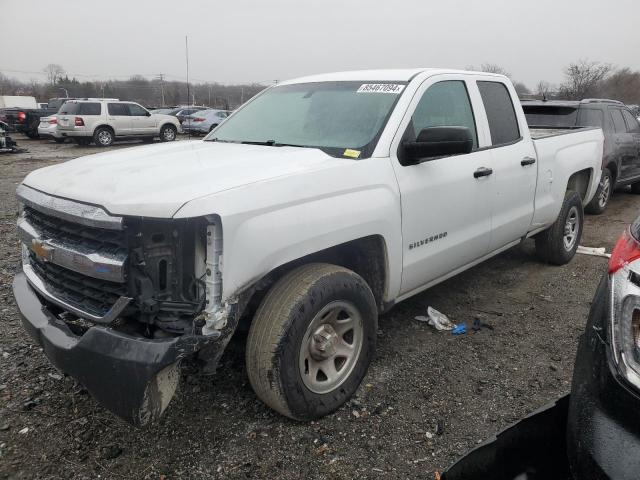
{"left": 185, "top": 36, "right": 190, "bottom": 108}
{"left": 241, "top": 86, "right": 244, "bottom": 104}
{"left": 156, "top": 74, "right": 165, "bottom": 106}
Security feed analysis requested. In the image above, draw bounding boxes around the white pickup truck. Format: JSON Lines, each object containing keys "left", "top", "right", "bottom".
{"left": 13, "top": 69, "right": 603, "bottom": 425}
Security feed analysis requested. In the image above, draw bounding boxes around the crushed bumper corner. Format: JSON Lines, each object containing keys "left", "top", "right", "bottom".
{"left": 12, "top": 272, "right": 220, "bottom": 426}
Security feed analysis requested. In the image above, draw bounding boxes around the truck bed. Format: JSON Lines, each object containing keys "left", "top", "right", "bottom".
{"left": 529, "top": 126, "right": 597, "bottom": 140}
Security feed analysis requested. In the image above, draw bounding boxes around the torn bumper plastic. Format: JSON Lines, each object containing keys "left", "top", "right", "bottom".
{"left": 12, "top": 272, "right": 220, "bottom": 426}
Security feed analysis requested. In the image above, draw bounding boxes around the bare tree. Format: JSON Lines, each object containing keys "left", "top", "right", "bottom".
{"left": 513, "top": 82, "right": 531, "bottom": 97}
{"left": 559, "top": 60, "right": 611, "bottom": 100}
{"left": 42, "top": 64, "right": 66, "bottom": 85}
{"left": 479, "top": 63, "right": 511, "bottom": 78}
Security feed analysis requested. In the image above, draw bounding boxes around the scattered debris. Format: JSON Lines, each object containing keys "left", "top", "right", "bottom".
{"left": 472, "top": 317, "right": 494, "bottom": 332}
{"left": 18, "top": 427, "right": 29, "bottom": 435}
{"left": 47, "top": 373, "right": 63, "bottom": 381}
{"left": 451, "top": 323, "right": 466, "bottom": 335}
{"left": 577, "top": 245, "right": 610, "bottom": 258}
{"left": 415, "top": 307, "right": 455, "bottom": 331}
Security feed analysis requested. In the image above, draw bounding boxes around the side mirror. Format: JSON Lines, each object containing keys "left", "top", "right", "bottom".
{"left": 146, "top": 111, "right": 151, "bottom": 117}
{"left": 401, "top": 126, "right": 473, "bottom": 165}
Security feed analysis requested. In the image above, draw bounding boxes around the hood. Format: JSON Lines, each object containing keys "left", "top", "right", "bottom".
{"left": 22, "top": 141, "right": 347, "bottom": 218}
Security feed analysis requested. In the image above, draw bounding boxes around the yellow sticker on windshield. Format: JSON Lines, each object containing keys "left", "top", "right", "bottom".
{"left": 343, "top": 149, "right": 361, "bottom": 158}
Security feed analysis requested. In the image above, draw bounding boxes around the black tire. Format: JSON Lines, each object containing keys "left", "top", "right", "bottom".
{"left": 209, "top": 123, "right": 219, "bottom": 132}
{"left": 73, "top": 137, "right": 92, "bottom": 146}
{"left": 585, "top": 167, "right": 612, "bottom": 214}
{"left": 535, "top": 190, "right": 584, "bottom": 265}
{"left": 159, "top": 124, "right": 177, "bottom": 142}
{"left": 246, "top": 263, "right": 377, "bottom": 420}
{"left": 630, "top": 182, "right": 640, "bottom": 194}
{"left": 53, "top": 137, "right": 65, "bottom": 144}
{"left": 93, "top": 127, "right": 114, "bottom": 147}
{"left": 25, "top": 129, "right": 39, "bottom": 139}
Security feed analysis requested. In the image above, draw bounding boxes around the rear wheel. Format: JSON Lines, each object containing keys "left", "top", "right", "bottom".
{"left": 535, "top": 190, "right": 583, "bottom": 265}
{"left": 93, "top": 127, "right": 114, "bottom": 147}
{"left": 159, "top": 124, "right": 177, "bottom": 142}
{"left": 585, "top": 167, "right": 612, "bottom": 215}
{"left": 630, "top": 182, "right": 640, "bottom": 194}
{"left": 25, "top": 129, "right": 39, "bottom": 139}
{"left": 53, "top": 137, "right": 65, "bottom": 144}
{"left": 246, "top": 263, "right": 377, "bottom": 420}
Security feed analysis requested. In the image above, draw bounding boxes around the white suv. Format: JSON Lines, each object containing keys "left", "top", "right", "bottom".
{"left": 57, "top": 99, "right": 182, "bottom": 147}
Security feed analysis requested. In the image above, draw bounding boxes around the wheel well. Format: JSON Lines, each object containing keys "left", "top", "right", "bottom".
{"left": 93, "top": 125, "right": 114, "bottom": 135}
{"left": 605, "top": 162, "right": 617, "bottom": 183}
{"left": 235, "top": 236, "right": 389, "bottom": 329}
{"left": 161, "top": 123, "right": 177, "bottom": 131}
{"left": 567, "top": 168, "right": 592, "bottom": 201}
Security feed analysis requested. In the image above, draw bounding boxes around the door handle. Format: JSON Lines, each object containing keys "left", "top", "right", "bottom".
{"left": 474, "top": 167, "right": 493, "bottom": 178}
{"left": 521, "top": 157, "right": 536, "bottom": 166}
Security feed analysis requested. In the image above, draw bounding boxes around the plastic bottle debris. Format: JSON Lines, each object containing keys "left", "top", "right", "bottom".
{"left": 451, "top": 323, "right": 467, "bottom": 335}
{"left": 415, "top": 307, "right": 455, "bottom": 331}
{"left": 576, "top": 246, "right": 610, "bottom": 258}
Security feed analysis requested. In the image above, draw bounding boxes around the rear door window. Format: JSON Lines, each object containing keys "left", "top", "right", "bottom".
{"left": 108, "top": 103, "right": 129, "bottom": 116}
{"left": 622, "top": 110, "right": 640, "bottom": 133}
{"left": 610, "top": 109, "right": 628, "bottom": 133}
{"left": 477, "top": 81, "right": 520, "bottom": 145}
{"left": 577, "top": 108, "right": 604, "bottom": 128}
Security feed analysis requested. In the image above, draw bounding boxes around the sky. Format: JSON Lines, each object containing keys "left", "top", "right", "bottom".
{"left": 2, "top": 0, "right": 640, "bottom": 88}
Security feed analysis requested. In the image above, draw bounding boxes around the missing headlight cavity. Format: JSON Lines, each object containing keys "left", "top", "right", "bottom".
{"left": 124, "top": 217, "right": 209, "bottom": 336}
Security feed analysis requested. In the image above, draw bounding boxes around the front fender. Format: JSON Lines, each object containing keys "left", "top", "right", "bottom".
{"left": 173, "top": 156, "right": 403, "bottom": 302}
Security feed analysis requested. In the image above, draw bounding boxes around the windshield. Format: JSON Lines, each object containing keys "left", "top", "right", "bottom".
{"left": 205, "top": 81, "right": 407, "bottom": 158}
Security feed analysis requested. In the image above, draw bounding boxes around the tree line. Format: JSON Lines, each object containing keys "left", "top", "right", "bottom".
{"left": 2, "top": 60, "right": 640, "bottom": 109}
{"left": 0, "top": 64, "right": 267, "bottom": 110}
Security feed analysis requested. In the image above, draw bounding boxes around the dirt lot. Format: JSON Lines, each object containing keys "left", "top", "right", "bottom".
{"left": 0, "top": 134, "right": 638, "bottom": 479}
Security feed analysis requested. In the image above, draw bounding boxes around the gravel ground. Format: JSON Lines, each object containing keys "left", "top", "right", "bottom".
{"left": 0, "top": 134, "right": 638, "bottom": 479}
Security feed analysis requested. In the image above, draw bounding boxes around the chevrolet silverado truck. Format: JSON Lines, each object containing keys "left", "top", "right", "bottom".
{"left": 12, "top": 69, "right": 604, "bottom": 425}
{"left": 0, "top": 97, "right": 72, "bottom": 138}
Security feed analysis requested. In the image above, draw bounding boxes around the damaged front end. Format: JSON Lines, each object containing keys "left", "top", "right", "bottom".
{"left": 12, "top": 185, "right": 237, "bottom": 425}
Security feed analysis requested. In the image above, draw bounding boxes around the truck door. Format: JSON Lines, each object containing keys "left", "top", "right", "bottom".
{"left": 475, "top": 81, "right": 537, "bottom": 251}
{"left": 621, "top": 109, "right": 640, "bottom": 180}
{"left": 107, "top": 103, "right": 131, "bottom": 135}
{"left": 390, "top": 77, "right": 493, "bottom": 296}
{"left": 609, "top": 108, "right": 636, "bottom": 181}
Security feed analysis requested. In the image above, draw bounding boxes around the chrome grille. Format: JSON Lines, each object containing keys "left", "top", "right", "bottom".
{"left": 17, "top": 185, "right": 132, "bottom": 323}
{"left": 29, "top": 252, "right": 127, "bottom": 317}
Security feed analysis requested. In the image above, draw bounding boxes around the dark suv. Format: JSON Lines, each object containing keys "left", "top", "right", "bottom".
{"left": 522, "top": 99, "right": 640, "bottom": 214}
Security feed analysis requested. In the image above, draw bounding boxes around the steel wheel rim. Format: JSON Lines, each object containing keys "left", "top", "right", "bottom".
{"left": 298, "top": 300, "right": 363, "bottom": 394}
{"left": 98, "top": 131, "right": 111, "bottom": 145}
{"left": 598, "top": 176, "right": 611, "bottom": 208}
{"left": 163, "top": 128, "right": 175, "bottom": 140}
{"left": 563, "top": 206, "right": 579, "bottom": 251}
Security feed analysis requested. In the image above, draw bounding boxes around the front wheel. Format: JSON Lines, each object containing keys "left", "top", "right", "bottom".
{"left": 25, "top": 129, "right": 39, "bottom": 139}
{"left": 53, "top": 137, "right": 65, "bottom": 144}
{"left": 585, "top": 168, "right": 612, "bottom": 214}
{"left": 246, "top": 263, "right": 377, "bottom": 420}
{"left": 535, "top": 190, "right": 584, "bottom": 265}
{"left": 159, "top": 124, "right": 177, "bottom": 142}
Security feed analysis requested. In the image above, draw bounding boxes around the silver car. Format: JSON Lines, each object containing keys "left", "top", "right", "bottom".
{"left": 37, "top": 115, "right": 65, "bottom": 143}
{"left": 183, "top": 109, "right": 230, "bottom": 135}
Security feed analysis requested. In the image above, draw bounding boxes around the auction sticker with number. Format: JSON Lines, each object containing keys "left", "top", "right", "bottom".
{"left": 357, "top": 84, "right": 405, "bottom": 94}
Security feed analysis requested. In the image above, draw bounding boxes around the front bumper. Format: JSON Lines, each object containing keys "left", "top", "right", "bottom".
{"left": 12, "top": 272, "right": 220, "bottom": 425}
{"left": 566, "top": 274, "right": 640, "bottom": 479}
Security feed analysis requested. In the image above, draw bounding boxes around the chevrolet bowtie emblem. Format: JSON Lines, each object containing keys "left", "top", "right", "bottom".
{"left": 31, "top": 239, "right": 54, "bottom": 261}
